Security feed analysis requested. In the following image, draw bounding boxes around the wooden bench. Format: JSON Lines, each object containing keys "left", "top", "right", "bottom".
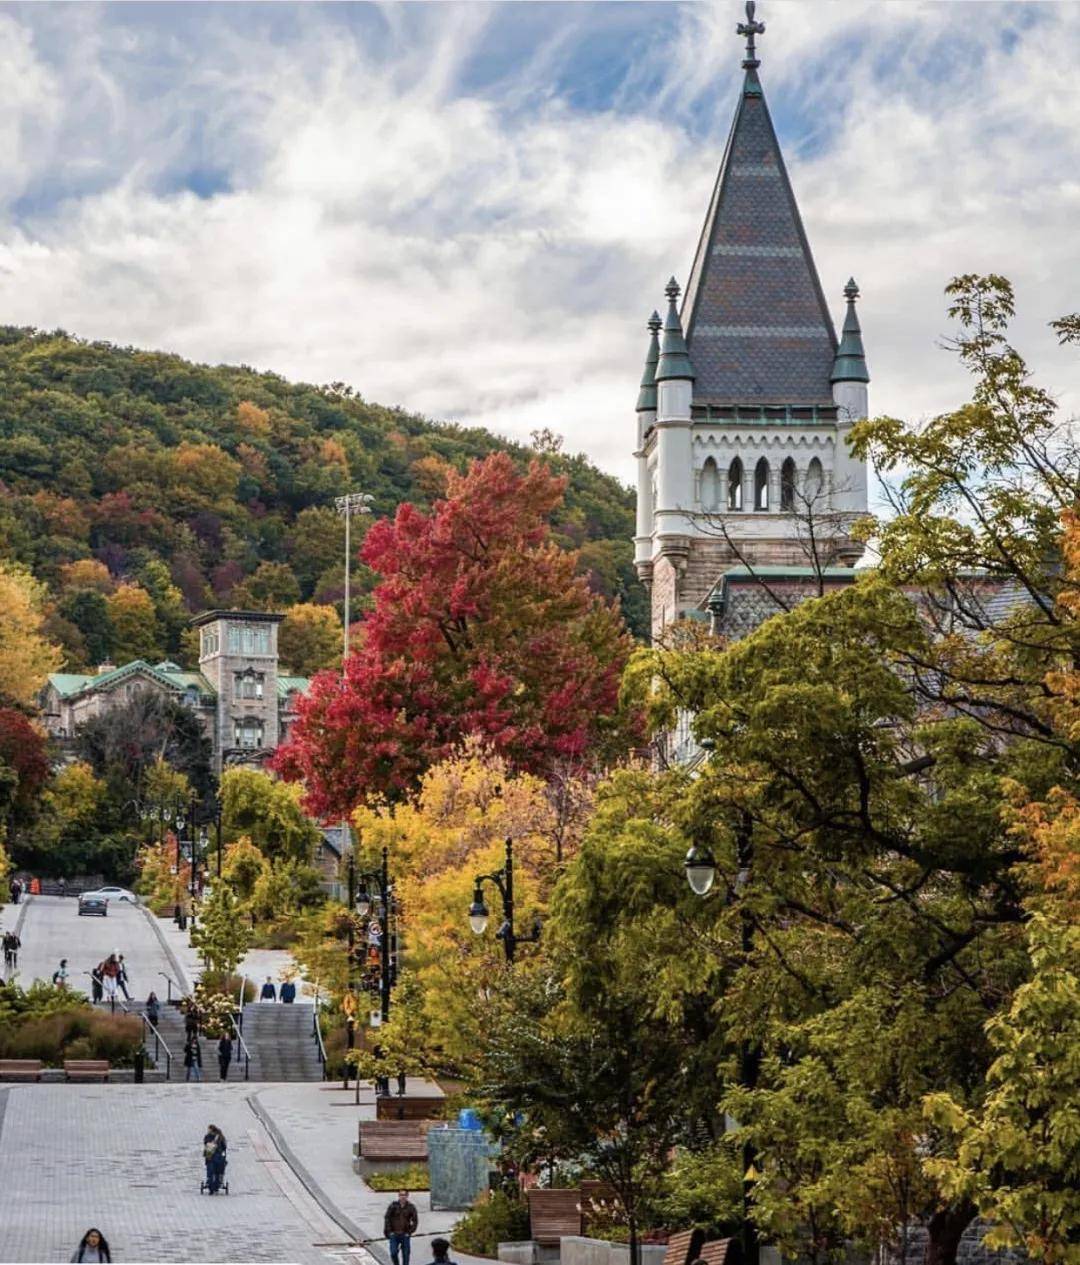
{"left": 376, "top": 1094, "right": 447, "bottom": 1121}
{"left": 663, "top": 1229, "right": 706, "bottom": 1265}
{"left": 64, "top": 1059, "right": 110, "bottom": 1082}
{"left": 358, "top": 1120, "right": 432, "bottom": 1162}
{"left": 0, "top": 1059, "right": 44, "bottom": 1082}
{"left": 526, "top": 1188, "right": 583, "bottom": 1248}
{"left": 696, "top": 1240, "right": 741, "bottom": 1265}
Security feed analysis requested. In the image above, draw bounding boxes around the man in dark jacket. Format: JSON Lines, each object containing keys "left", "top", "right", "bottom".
{"left": 217, "top": 1036, "right": 232, "bottom": 1081}
{"left": 384, "top": 1190, "right": 419, "bottom": 1265}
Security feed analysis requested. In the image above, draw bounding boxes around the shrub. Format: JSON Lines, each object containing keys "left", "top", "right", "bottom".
{"left": 0, "top": 1005, "right": 142, "bottom": 1066}
{"left": 451, "top": 1190, "right": 531, "bottom": 1258}
{"left": 366, "top": 1163, "right": 430, "bottom": 1192}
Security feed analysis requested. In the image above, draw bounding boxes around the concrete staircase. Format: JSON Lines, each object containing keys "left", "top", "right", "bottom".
{"left": 126, "top": 999, "right": 191, "bottom": 1078}
{"left": 238, "top": 1001, "right": 324, "bottom": 1082}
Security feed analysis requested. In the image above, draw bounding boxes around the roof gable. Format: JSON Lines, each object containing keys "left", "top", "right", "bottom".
{"left": 682, "top": 68, "right": 837, "bottom": 408}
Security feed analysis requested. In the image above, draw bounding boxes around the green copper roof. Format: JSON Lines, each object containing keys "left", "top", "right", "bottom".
{"left": 831, "top": 278, "right": 870, "bottom": 384}
{"left": 635, "top": 311, "right": 662, "bottom": 412}
{"left": 277, "top": 675, "right": 310, "bottom": 697}
{"left": 48, "top": 661, "right": 307, "bottom": 703}
{"left": 655, "top": 278, "right": 695, "bottom": 383}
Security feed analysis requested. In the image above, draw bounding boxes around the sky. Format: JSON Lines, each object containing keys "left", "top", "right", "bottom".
{"left": 1, "top": 0, "right": 1078, "bottom": 485}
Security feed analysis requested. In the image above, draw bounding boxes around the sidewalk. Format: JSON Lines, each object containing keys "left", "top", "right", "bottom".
{"left": 252, "top": 1080, "right": 489, "bottom": 1265}
{"left": 147, "top": 906, "right": 316, "bottom": 1000}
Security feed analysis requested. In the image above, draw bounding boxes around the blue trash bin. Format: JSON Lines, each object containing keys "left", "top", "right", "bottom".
{"left": 458, "top": 1108, "right": 482, "bottom": 1131}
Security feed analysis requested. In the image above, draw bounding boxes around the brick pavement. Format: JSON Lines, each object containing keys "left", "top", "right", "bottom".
{"left": 0, "top": 1084, "right": 374, "bottom": 1264}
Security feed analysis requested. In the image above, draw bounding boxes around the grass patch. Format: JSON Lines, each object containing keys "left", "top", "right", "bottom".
{"left": 365, "top": 1164, "right": 431, "bottom": 1192}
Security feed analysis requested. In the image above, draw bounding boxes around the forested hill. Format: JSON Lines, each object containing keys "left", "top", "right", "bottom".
{"left": 0, "top": 326, "right": 646, "bottom": 672}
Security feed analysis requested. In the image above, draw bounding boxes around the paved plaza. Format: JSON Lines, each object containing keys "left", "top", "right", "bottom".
{"left": 0, "top": 1083, "right": 373, "bottom": 1264}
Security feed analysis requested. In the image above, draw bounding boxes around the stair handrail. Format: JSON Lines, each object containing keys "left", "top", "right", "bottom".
{"left": 312, "top": 992, "right": 328, "bottom": 1079}
{"left": 236, "top": 974, "right": 247, "bottom": 1030}
{"left": 119, "top": 999, "right": 173, "bottom": 1080}
{"left": 229, "top": 1011, "right": 252, "bottom": 1082}
{"left": 157, "top": 970, "right": 184, "bottom": 1003}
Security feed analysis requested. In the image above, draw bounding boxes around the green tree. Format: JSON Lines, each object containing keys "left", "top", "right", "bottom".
{"left": 219, "top": 768, "right": 320, "bottom": 864}
{"left": 105, "top": 584, "right": 163, "bottom": 662}
{"left": 278, "top": 603, "right": 340, "bottom": 676}
{"left": 231, "top": 561, "right": 301, "bottom": 612}
{"left": 191, "top": 883, "right": 253, "bottom": 978}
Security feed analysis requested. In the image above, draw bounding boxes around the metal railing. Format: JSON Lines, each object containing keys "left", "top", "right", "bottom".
{"left": 236, "top": 974, "right": 248, "bottom": 1030}
{"left": 157, "top": 970, "right": 185, "bottom": 1003}
{"left": 312, "top": 987, "right": 328, "bottom": 1079}
{"left": 120, "top": 999, "right": 174, "bottom": 1080}
{"left": 228, "top": 1012, "right": 252, "bottom": 1081}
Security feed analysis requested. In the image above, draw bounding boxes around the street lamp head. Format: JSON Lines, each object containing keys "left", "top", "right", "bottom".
{"left": 355, "top": 885, "right": 372, "bottom": 918}
{"left": 685, "top": 843, "right": 717, "bottom": 897}
{"left": 468, "top": 887, "right": 489, "bottom": 936}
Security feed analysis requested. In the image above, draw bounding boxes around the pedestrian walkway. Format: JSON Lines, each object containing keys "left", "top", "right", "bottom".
{"left": 0, "top": 1083, "right": 375, "bottom": 1264}
{"left": 253, "top": 1081, "right": 488, "bottom": 1265}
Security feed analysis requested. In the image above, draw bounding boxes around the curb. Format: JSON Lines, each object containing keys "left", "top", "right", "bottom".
{"left": 12, "top": 895, "right": 30, "bottom": 940}
{"left": 138, "top": 904, "right": 193, "bottom": 997}
{"left": 246, "top": 1088, "right": 388, "bottom": 1263}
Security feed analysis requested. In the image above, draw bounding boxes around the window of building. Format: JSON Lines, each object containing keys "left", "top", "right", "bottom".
{"left": 781, "top": 458, "right": 797, "bottom": 512}
{"left": 806, "top": 457, "right": 824, "bottom": 502}
{"left": 201, "top": 631, "right": 219, "bottom": 656}
{"left": 234, "top": 718, "right": 264, "bottom": 749}
{"left": 227, "top": 625, "right": 272, "bottom": 655}
{"left": 754, "top": 458, "right": 770, "bottom": 511}
{"left": 727, "top": 458, "right": 743, "bottom": 511}
{"left": 234, "top": 671, "right": 264, "bottom": 700}
{"left": 700, "top": 458, "right": 720, "bottom": 511}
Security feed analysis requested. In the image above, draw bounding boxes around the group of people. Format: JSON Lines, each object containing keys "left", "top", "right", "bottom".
{"left": 202, "top": 1123, "right": 228, "bottom": 1194}
{"left": 8, "top": 876, "right": 25, "bottom": 905}
{"left": 258, "top": 975, "right": 297, "bottom": 1002}
{"left": 182, "top": 1009, "right": 234, "bottom": 1082}
{"left": 2, "top": 929, "right": 20, "bottom": 975}
{"left": 89, "top": 954, "right": 131, "bottom": 1005}
{"left": 382, "top": 1190, "right": 457, "bottom": 1265}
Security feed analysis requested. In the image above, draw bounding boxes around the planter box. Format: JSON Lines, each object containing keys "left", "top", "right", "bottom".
{"left": 561, "top": 1238, "right": 666, "bottom": 1265}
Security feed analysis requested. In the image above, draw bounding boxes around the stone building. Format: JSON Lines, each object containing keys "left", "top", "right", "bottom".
{"left": 633, "top": 8, "right": 869, "bottom": 645}
{"left": 41, "top": 609, "right": 308, "bottom": 773}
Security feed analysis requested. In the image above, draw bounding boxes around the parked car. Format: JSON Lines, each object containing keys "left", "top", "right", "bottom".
{"left": 78, "top": 894, "right": 108, "bottom": 917}
{"left": 80, "top": 886, "right": 138, "bottom": 905}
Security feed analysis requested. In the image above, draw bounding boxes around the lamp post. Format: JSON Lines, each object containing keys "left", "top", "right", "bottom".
{"left": 686, "top": 816, "right": 758, "bottom": 1265}
{"left": 354, "top": 845, "right": 394, "bottom": 1026}
{"left": 343, "top": 851, "right": 356, "bottom": 1089}
{"left": 467, "top": 837, "right": 541, "bottom": 964}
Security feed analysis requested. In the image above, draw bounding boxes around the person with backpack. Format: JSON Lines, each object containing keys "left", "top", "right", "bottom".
{"left": 70, "top": 1228, "right": 111, "bottom": 1262}
{"left": 53, "top": 958, "right": 69, "bottom": 989}
{"left": 90, "top": 962, "right": 104, "bottom": 1004}
{"left": 203, "top": 1124, "right": 227, "bottom": 1194}
{"left": 117, "top": 954, "right": 131, "bottom": 1001}
{"left": 383, "top": 1189, "right": 419, "bottom": 1265}
{"left": 145, "top": 991, "right": 161, "bottom": 1028}
{"left": 101, "top": 954, "right": 120, "bottom": 1006}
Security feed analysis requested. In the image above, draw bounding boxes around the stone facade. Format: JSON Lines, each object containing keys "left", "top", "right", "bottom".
{"left": 41, "top": 609, "right": 308, "bottom": 773}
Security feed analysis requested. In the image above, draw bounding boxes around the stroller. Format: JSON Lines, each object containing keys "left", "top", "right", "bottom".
{"left": 199, "top": 1135, "right": 229, "bottom": 1195}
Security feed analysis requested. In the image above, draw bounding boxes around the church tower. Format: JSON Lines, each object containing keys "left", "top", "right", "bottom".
{"left": 634, "top": 2, "right": 869, "bottom": 640}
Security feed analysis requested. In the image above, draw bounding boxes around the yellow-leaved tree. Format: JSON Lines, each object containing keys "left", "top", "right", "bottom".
{"left": 0, "top": 562, "right": 62, "bottom": 706}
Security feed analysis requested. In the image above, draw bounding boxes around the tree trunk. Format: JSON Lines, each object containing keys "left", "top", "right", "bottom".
{"left": 925, "top": 1203, "right": 976, "bottom": 1265}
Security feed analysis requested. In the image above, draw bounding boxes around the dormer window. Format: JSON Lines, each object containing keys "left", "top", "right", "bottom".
{"left": 235, "top": 670, "right": 264, "bottom": 700}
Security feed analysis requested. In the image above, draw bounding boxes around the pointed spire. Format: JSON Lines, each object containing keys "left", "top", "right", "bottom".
{"left": 830, "top": 278, "right": 870, "bottom": 384}
{"left": 655, "top": 279, "right": 694, "bottom": 383}
{"left": 636, "top": 311, "right": 663, "bottom": 412}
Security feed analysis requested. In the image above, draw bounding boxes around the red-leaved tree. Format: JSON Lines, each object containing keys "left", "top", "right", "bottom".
{"left": 273, "top": 454, "right": 634, "bottom": 817}
{"left": 0, "top": 708, "right": 51, "bottom": 837}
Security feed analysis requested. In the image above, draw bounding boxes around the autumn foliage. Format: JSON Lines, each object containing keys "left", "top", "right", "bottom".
{"left": 274, "top": 454, "right": 633, "bottom": 816}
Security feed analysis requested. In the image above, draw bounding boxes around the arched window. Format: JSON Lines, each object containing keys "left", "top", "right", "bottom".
{"left": 754, "top": 458, "right": 769, "bottom": 511}
{"left": 806, "top": 457, "right": 824, "bottom": 502}
{"left": 727, "top": 458, "right": 743, "bottom": 511}
{"left": 781, "top": 457, "right": 796, "bottom": 511}
{"left": 700, "top": 458, "right": 720, "bottom": 511}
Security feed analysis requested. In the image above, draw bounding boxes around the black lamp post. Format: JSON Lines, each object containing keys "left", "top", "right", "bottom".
{"left": 687, "top": 817, "right": 759, "bottom": 1265}
{"left": 354, "top": 845, "right": 394, "bottom": 1026}
{"left": 344, "top": 851, "right": 356, "bottom": 1089}
{"left": 468, "top": 837, "right": 541, "bottom": 964}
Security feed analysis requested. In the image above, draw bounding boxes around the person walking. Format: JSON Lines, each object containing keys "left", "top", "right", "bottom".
{"left": 217, "top": 1035, "right": 232, "bottom": 1081}
{"left": 203, "top": 1124, "right": 228, "bottom": 1194}
{"left": 184, "top": 1035, "right": 202, "bottom": 1082}
{"left": 145, "top": 991, "right": 161, "bottom": 1028}
{"left": 384, "top": 1189, "right": 419, "bottom": 1265}
{"left": 70, "top": 1228, "right": 111, "bottom": 1262}
{"left": 423, "top": 1238, "right": 457, "bottom": 1265}
{"left": 90, "top": 962, "right": 104, "bottom": 1004}
{"left": 280, "top": 978, "right": 296, "bottom": 1004}
{"left": 58, "top": 875, "right": 67, "bottom": 898}
{"left": 184, "top": 1008, "right": 200, "bottom": 1041}
{"left": 52, "top": 958, "right": 69, "bottom": 989}
{"left": 259, "top": 976, "right": 276, "bottom": 1002}
{"left": 117, "top": 954, "right": 131, "bottom": 1001}
{"left": 2, "top": 930, "right": 19, "bottom": 972}
{"left": 8, "top": 876, "right": 20, "bottom": 905}
{"left": 101, "top": 954, "right": 120, "bottom": 1007}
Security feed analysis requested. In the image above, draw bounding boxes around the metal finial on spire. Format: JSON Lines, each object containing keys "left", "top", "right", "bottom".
{"left": 665, "top": 277, "right": 681, "bottom": 303}
{"left": 737, "top": 1, "right": 765, "bottom": 70}
{"left": 844, "top": 277, "right": 860, "bottom": 302}
{"left": 648, "top": 310, "right": 662, "bottom": 334}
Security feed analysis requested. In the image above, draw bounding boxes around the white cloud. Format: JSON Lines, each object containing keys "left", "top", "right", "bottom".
{"left": 0, "top": 1, "right": 1078, "bottom": 486}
